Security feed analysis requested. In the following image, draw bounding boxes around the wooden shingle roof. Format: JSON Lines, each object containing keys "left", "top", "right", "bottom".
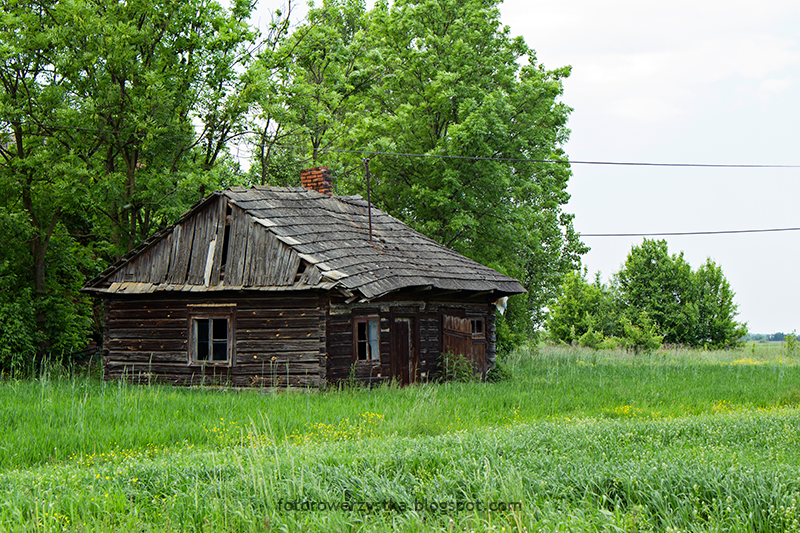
{"left": 83, "top": 186, "right": 525, "bottom": 300}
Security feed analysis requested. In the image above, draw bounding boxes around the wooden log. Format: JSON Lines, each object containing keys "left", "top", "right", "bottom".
{"left": 106, "top": 339, "right": 188, "bottom": 352}
{"left": 106, "top": 327, "right": 187, "bottom": 340}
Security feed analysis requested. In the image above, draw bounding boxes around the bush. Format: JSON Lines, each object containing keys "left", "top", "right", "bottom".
{"left": 440, "top": 351, "right": 477, "bottom": 383}
{"left": 578, "top": 327, "right": 604, "bottom": 350}
{"left": 621, "top": 315, "right": 663, "bottom": 354}
{"left": 787, "top": 331, "right": 798, "bottom": 355}
{"left": 486, "top": 359, "right": 512, "bottom": 383}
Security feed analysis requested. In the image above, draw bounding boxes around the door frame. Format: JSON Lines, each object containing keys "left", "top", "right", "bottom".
{"left": 390, "top": 308, "right": 419, "bottom": 385}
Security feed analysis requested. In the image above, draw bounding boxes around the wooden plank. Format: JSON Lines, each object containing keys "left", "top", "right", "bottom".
{"left": 167, "top": 217, "right": 192, "bottom": 284}
{"left": 106, "top": 318, "right": 187, "bottom": 330}
{"left": 210, "top": 198, "right": 227, "bottom": 286}
{"left": 282, "top": 250, "right": 301, "bottom": 286}
{"left": 106, "top": 309, "right": 188, "bottom": 320}
{"left": 227, "top": 206, "right": 250, "bottom": 286}
{"left": 187, "top": 205, "right": 210, "bottom": 284}
{"left": 237, "top": 328, "right": 320, "bottom": 340}
{"left": 149, "top": 233, "right": 171, "bottom": 284}
{"left": 107, "top": 327, "right": 186, "bottom": 339}
{"left": 103, "top": 352, "right": 186, "bottom": 363}
{"left": 244, "top": 217, "right": 264, "bottom": 286}
{"left": 264, "top": 230, "right": 281, "bottom": 285}
{"left": 236, "top": 339, "right": 322, "bottom": 352}
{"left": 106, "top": 339, "right": 188, "bottom": 351}
{"left": 236, "top": 316, "right": 321, "bottom": 328}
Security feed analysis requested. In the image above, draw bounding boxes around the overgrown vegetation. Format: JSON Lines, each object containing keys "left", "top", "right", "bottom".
{"left": 439, "top": 350, "right": 477, "bottom": 383}
{"left": 548, "top": 239, "right": 747, "bottom": 350}
{"left": 2, "top": 343, "right": 800, "bottom": 530}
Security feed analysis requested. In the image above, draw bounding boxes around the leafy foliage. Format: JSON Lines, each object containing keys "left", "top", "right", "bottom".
{"left": 548, "top": 239, "right": 746, "bottom": 350}
{"left": 262, "top": 0, "right": 585, "bottom": 340}
{"left": 547, "top": 269, "right": 617, "bottom": 344}
{"left": 0, "top": 0, "right": 260, "bottom": 368}
{"left": 616, "top": 240, "right": 746, "bottom": 348}
{"left": 439, "top": 350, "right": 478, "bottom": 383}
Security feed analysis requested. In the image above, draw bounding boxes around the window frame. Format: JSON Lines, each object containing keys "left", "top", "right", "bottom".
{"left": 470, "top": 318, "right": 485, "bottom": 339}
{"left": 188, "top": 305, "right": 236, "bottom": 366}
{"left": 353, "top": 316, "right": 381, "bottom": 363}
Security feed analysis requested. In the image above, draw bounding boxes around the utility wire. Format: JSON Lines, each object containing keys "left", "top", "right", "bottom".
{"left": 238, "top": 143, "right": 800, "bottom": 168}
{"left": 582, "top": 227, "right": 800, "bottom": 237}
{"left": 4, "top": 121, "right": 799, "bottom": 168}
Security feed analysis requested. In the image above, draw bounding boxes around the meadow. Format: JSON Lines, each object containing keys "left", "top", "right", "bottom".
{"left": 2, "top": 343, "right": 800, "bottom": 532}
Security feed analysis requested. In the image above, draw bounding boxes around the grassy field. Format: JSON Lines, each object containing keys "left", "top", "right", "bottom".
{"left": 2, "top": 343, "right": 800, "bottom": 531}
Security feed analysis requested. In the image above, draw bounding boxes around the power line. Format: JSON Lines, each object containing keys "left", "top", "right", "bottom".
{"left": 582, "top": 227, "right": 800, "bottom": 237}
{"left": 4, "top": 121, "right": 799, "bottom": 168}
{"left": 242, "top": 143, "right": 800, "bottom": 168}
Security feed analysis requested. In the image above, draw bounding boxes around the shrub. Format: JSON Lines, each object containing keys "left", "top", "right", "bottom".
{"left": 621, "top": 314, "right": 663, "bottom": 354}
{"left": 485, "top": 359, "right": 512, "bottom": 383}
{"left": 787, "top": 331, "right": 797, "bottom": 355}
{"left": 440, "top": 351, "right": 477, "bottom": 383}
{"left": 578, "top": 327, "right": 604, "bottom": 350}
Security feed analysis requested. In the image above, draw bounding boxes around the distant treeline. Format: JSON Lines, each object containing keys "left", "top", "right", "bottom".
{"left": 741, "top": 333, "right": 797, "bottom": 342}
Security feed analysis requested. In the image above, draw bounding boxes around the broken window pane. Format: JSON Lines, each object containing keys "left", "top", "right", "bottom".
{"left": 356, "top": 319, "right": 380, "bottom": 361}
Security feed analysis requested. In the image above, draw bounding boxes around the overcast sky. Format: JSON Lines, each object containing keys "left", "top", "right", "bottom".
{"left": 253, "top": 0, "right": 800, "bottom": 333}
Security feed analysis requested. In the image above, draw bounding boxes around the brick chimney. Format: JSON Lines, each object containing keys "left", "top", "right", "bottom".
{"left": 300, "top": 166, "right": 333, "bottom": 195}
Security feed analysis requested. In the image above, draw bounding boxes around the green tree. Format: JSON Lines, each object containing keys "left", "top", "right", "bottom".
{"left": 694, "top": 258, "right": 747, "bottom": 348}
{"left": 281, "top": 0, "right": 588, "bottom": 336}
{"left": 0, "top": 0, "right": 260, "bottom": 365}
{"left": 614, "top": 239, "right": 745, "bottom": 348}
{"left": 65, "top": 0, "right": 258, "bottom": 254}
{"left": 614, "top": 239, "right": 698, "bottom": 345}
{"left": 547, "top": 269, "right": 614, "bottom": 344}
{"left": 0, "top": 0, "right": 96, "bottom": 358}
{"left": 249, "top": 0, "right": 374, "bottom": 185}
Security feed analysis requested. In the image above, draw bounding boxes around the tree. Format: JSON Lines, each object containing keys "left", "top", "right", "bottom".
{"left": 65, "top": 0, "right": 258, "bottom": 254}
{"left": 614, "top": 239, "right": 698, "bottom": 345}
{"left": 249, "top": 0, "right": 375, "bottom": 185}
{"left": 0, "top": 0, "right": 97, "bottom": 358}
{"left": 694, "top": 258, "right": 747, "bottom": 348}
{"left": 266, "top": 0, "right": 586, "bottom": 337}
{"left": 0, "top": 0, "right": 261, "bottom": 366}
{"left": 614, "top": 239, "right": 745, "bottom": 348}
{"left": 547, "top": 269, "right": 614, "bottom": 344}
{"left": 548, "top": 240, "right": 746, "bottom": 350}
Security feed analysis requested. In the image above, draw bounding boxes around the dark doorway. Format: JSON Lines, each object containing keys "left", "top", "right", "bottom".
{"left": 392, "top": 317, "right": 417, "bottom": 385}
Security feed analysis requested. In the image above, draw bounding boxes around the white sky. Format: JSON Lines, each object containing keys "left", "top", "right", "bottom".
{"left": 253, "top": 0, "right": 800, "bottom": 333}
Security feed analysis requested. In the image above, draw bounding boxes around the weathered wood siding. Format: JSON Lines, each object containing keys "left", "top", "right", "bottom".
{"left": 107, "top": 198, "right": 310, "bottom": 290}
{"left": 326, "top": 306, "right": 391, "bottom": 384}
{"left": 325, "top": 298, "right": 494, "bottom": 385}
{"left": 103, "top": 293, "right": 326, "bottom": 387}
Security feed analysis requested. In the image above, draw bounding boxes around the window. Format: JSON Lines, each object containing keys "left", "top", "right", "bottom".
{"left": 355, "top": 318, "right": 380, "bottom": 361}
{"left": 189, "top": 306, "right": 235, "bottom": 365}
{"left": 471, "top": 318, "right": 484, "bottom": 338}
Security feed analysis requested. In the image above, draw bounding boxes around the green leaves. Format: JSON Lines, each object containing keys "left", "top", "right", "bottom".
{"left": 615, "top": 239, "right": 746, "bottom": 348}
{"left": 0, "top": 0, "right": 258, "bottom": 365}
{"left": 549, "top": 240, "right": 746, "bottom": 350}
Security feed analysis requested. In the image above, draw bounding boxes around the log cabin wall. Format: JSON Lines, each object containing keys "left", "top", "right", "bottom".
{"left": 103, "top": 292, "right": 326, "bottom": 387}
{"left": 325, "top": 298, "right": 495, "bottom": 385}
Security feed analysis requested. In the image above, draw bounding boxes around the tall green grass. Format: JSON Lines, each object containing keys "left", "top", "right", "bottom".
{"left": 3, "top": 410, "right": 800, "bottom": 531}
{"left": 2, "top": 344, "right": 800, "bottom": 469}
{"left": 2, "top": 344, "right": 800, "bottom": 531}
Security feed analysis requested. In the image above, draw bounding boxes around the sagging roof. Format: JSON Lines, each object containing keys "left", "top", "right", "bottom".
{"left": 83, "top": 186, "right": 526, "bottom": 300}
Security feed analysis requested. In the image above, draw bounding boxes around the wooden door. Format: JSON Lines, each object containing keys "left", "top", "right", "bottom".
{"left": 392, "top": 317, "right": 416, "bottom": 385}
{"left": 442, "top": 314, "right": 486, "bottom": 379}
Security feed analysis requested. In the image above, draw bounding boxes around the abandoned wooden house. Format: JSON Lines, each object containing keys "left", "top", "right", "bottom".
{"left": 82, "top": 167, "right": 526, "bottom": 387}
